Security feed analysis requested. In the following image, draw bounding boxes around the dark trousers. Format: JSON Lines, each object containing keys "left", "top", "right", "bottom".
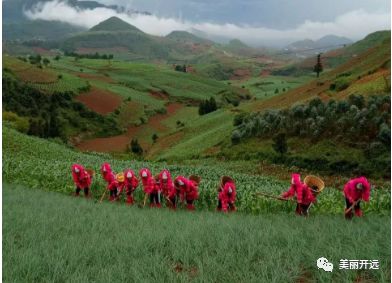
{"left": 217, "top": 200, "right": 222, "bottom": 210}
{"left": 295, "top": 203, "right": 311, "bottom": 216}
{"left": 165, "top": 196, "right": 177, "bottom": 208}
{"left": 150, "top": 193, "right": 160, "bottom": 204}
{"left": 76, "top": 187, "right": 89, "bottom": 196}
{"left": 345, "top": 198, "right": 361, "bottom": 219}
{"left": 110, "top": 190, "right": 117, "bottom": 198}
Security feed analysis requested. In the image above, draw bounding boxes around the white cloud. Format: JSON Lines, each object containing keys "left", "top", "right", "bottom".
{"left": 24, "top": 0, "right": 390, "bottom": 46}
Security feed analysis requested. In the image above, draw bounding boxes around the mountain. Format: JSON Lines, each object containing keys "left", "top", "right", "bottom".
{"left": 166, "top": 31, "right": 213, "bottom": 45}
{"left": 63, "top": 17, "right": 232, "bottom": 61}
{"left": 2, "top": 0, "right": 151, "bottom": 41}
{"left": 89, "top": 16, "right": 143, "bottom": 33}
{"left": 285, "top": 35, "right": 353, "bottom": 54}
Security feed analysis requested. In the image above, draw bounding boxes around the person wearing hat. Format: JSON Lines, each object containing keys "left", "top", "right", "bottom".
{"left": 71, "top": 164, "right": 92, "bottom": 197}
{"left": 100, "top": 163, "right": 118, "bottom": 201}
{"left": 174, "top": 176, "right": 199, "bottom": 210}
{"left": 343, "top": 176, "right": 371, "bottom": 219}
{"left": 281, "top": 173, "right": 315, "bottom": 216}
{"left": 114, "top": 173, "right": 126, "bottom": 201}
{"left": 139, "top": 168, "right": 156, "bottom": 207}
{"left": 218, "top": 176, "right": 237, "bottom": 212}
{"left": 124, "top": 169, "right": 139, "bottom": 205}
{"left": 159, "top": 169, "right": 177, "bottom": 209}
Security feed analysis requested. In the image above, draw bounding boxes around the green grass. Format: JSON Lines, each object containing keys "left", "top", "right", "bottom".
{"left": 228, "top": 75, "right": 311, "bottom": 100}
{"left": 3, "top": 184, "right": 390, "bottom": 282}
{"left": 4, "top": 127, "right": 390, "bottom": 214}
{"left": 28, "top": 72, "right": 90, "bottom": 94}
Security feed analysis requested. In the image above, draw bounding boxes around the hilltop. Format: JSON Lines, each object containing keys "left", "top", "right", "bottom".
{"left": 89, "top": 16, "right": 143, "bottom": 32}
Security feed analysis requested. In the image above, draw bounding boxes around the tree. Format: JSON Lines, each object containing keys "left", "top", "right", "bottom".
{"left": 314, "top": 53, "right": 323, "bottom": 78}
{"left": 272, "top": 133, "right": 288, "bottom": 155}
{"left": 130, "top": 139, "right": 143, "bottom": 155}
{"left": 152, "top": 133, "right": 158, "bottom": 143}
{"left": 43, "top": 58, "right": 50, "bottom": 67}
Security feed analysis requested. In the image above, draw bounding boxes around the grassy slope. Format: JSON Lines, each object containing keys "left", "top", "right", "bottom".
{"left": 250, "top": 37, "right": 391, "bottom": 112}
{"left": 3, "top": 184, "right": 390, "bottom": 282}
{"left": 3, "top": 127, "right": 390, "bottom": 214}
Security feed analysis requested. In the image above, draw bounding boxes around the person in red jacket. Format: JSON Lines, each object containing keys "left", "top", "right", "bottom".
{"left": 115, "top": 173, "right": 126, "bottom": 201}
{"left": 281, "top": 173, "right": 315, "bottom": 216}
{"left": 152, "top": 175, "right": 162, "bottom": 208}
{"left": 175, "top": 176, "right": 199, "bottom": 210}
{"left": 218, "top": 177, "right": 237, "bottom": 212}
{"left": 139, "top": 168, "right": 159, "bottom": 207}
{"left": 343, "top": 176, "right": 371, "bottom": 219}
{"left": 124, "top": 169, "right": 138, "bottom": 205}
{"left": 159, "top": 169, "right": 177, "bottom": 209}
{"left": 101, "top": 163, "right": 117, "bottom": 201}
{"left": 71, "top": 164, "right": 92, "bottom": 197}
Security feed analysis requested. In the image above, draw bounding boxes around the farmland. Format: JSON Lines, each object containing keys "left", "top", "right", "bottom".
{"left": 3, "top": 184, "right": 391, "bottom": 282}
{"left": 4, "top": 127, "right": 391, "bottom": 214}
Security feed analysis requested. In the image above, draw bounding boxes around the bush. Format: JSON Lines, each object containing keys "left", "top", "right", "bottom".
{"left": 3, "top": 112, "right": 29, "bottom": 133}
{"left": 130, "top": 139, "right": 143, "bottom": 155}
{"left": 334, "top": 77, "right": 350, "bottom": 91}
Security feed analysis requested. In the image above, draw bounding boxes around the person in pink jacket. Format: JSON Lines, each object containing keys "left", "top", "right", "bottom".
{"left": 124, "top": 169, "right": 139, "bottom": 205}
{"left": 343, "top": 176, "right": 371, "bottom": 219}
{"left": 159, "top": 169, "right": 177, "bottom": 209}
{"left": 218, "top": 179, "right": 237, "bottom": 212}
{"left": 175, "top": 176, "right": 199, "bottom": 210}
{"left": 100, "top": 163, "right": 118, "bottom": 201}
{"left": 281, "top": 173, "right": 315, "bottom": 216}
{"left": 140, "top": 168, "right": 159, "bottom": 207}
{"left": 71, "top": 164, "right": 92, "bottom": 197}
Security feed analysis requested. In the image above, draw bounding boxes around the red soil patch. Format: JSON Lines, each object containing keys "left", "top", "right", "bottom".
{"left": 148, "top": 103, "right": 183, "bottom": 132}
{"left": 76, "top": 126, "right": 140, "bottom": 153}
{"left": 31, "top": 47, "right": 57, "bottom": 56}
{"left": 17, "top": 68, "right": 58, "bottom": 83}
{"left": 150, "top": 91, "right": 169, "bottom": 100}
{"left": 230, "top": 68, "right": 251, "bottom": 80}
{"left": 355, "top": 69, "right": 390, "bottom": 85}
{"left": 77, "top": 103, "right": 183, "bottom": 153}
{"left": 77, "top": 73, "right": 115, "bottom": 83}
{"left": 260, "top": 70, "right": 271, "bottom": 77}
{"left": 75, "top": 88, "right": 122, "bottom": 115}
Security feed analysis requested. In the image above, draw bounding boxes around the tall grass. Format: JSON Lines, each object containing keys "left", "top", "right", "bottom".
{"left": 3, "top": 184, "right": 390, "bottom": 282}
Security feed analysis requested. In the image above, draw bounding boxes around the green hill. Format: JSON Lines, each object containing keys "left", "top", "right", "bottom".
{"left": 274, "top": 30, "right": 391, "bottom": 76}
{"left": 166, "top": 30, "right": 213, "bottom": 45}
{"left": 89, "top": 16, "right": 143, "bottom": 32}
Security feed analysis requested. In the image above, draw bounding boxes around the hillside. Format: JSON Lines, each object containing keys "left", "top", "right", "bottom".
{"left": 275, "top": 30, "right": 390, "bottom": 76}
{"left": 286, "top": 35, "right": 352, "bottom": 52}
{"left": 166, "top": 30, "right": 213, "bottom": 45}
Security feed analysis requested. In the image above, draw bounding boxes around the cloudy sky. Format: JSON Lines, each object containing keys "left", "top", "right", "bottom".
{"left": 25, "top": 0, "right": 391, "bottom": 46}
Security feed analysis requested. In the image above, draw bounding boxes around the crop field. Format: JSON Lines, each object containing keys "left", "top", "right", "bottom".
{"left": 27, "top": 72, "right": 90, "bottom": 94}
{"left": 4, "top": 127, "right": 390, "bottom": 215}
{"left": 229, "top": 75, "right": 312, "bottom": 100}
{"left": 3, "top": 184, "right": 391, "bottom": 283}
{"left": 75, "top": 87, "right": 122, "bottom": 115}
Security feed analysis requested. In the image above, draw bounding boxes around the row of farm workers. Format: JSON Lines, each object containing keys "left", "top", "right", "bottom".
{"left": 71, "top": 162, "right": 371, "bottom": 219}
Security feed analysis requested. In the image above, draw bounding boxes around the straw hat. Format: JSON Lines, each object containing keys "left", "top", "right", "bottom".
{"left": 86, "top": 169, "right": 95, "bottom": 177}
{"left": 189, "top": 175, "right": 201, "bottom": 185}
{"left": 116, "top": 173, "right": 125, "bottom": 183}
{"left": 304, "top": 175, "right": 325, "bottom": 193}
